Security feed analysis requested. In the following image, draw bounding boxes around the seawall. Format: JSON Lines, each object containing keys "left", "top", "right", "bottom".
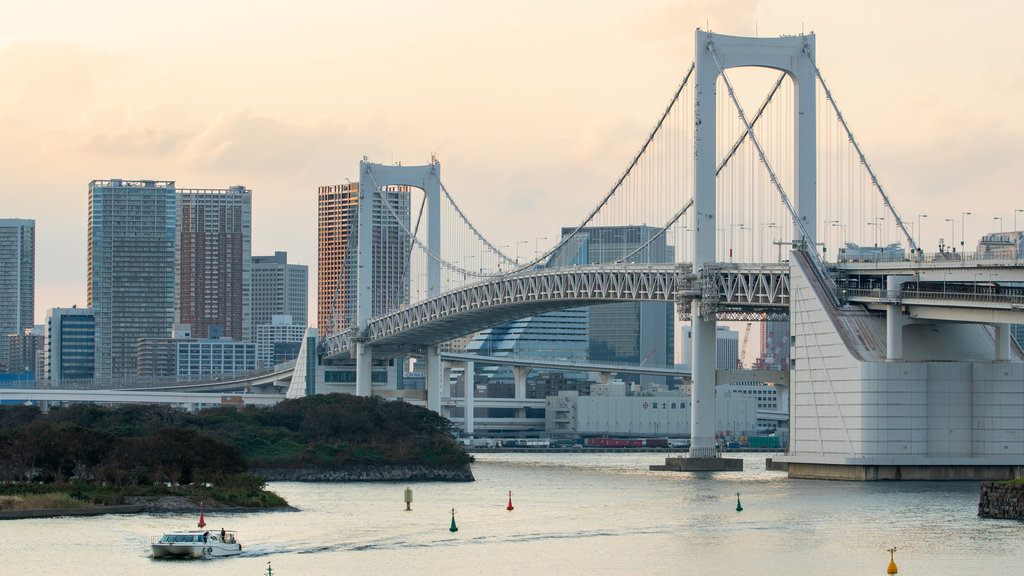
{"left": 252, "top": 463, "right": 475, "bottom": 482}
{"left": 978, "top": 480, "right": 1024, "bottom": 521}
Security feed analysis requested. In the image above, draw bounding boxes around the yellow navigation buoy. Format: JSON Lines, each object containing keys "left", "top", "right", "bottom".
{"left": 404, "top": 486, "right": 413, "bottom": 511}
{"left": 886, "top": 547, "right": 898, "bottom": 574}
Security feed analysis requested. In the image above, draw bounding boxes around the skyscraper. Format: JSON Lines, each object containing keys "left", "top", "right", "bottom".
{"left": 89, "top": 179, "right": 176, "bottom": 383}
{"left": 176, "top": 186, "right": 252, "bottom": 341}
{"left": 251, "top": 251, "right": 308, "bottom": 339}
{"left": 0, "top": 218, "right": 34, "bottom": 373}
{"left": 318, "top": 182, "right": 410, "bottom": 334}
{"left": 562, "top": 225, "right": 675, "bottom": 384}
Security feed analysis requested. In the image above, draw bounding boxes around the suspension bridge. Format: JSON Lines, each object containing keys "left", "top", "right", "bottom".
{"left": 298, "top": 30, "right": 1024, "bottom": 479}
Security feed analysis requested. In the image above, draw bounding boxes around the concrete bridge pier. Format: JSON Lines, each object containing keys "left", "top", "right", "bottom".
{"left": 513, "top": 366, "right": 531, "bottom": 418}
{"left": 463, "top": 361, "right": 474, "bottom": 436}
{"left": 996, "top": 324, "right": 1012, "bottom": 361}
{"left": 886, "top": 275, "right": 914, "bottom": 360}
{"left": 426, "top": 345, "right": 442, "bottom": 412}
{"left": 355, "top": 343, "right": 373, "bottom": 396}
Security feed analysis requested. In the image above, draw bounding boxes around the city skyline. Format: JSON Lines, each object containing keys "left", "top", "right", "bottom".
{"left": 4, "top": 1, "right": 1024, "bottom": 325}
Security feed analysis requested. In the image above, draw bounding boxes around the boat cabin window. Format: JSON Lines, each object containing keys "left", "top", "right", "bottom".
{"left": 158, "top": 534, "right": 205, "bottom": 543}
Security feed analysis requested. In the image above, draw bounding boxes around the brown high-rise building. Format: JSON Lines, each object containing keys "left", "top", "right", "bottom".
{"left": 318, "top": 182, "right": 410, "bottom": 336}
{"left": 176, "top": 186, "right": 251, "bottom": 341}
{"left": 318, "top": 182, "right": 358, "bottom": 336}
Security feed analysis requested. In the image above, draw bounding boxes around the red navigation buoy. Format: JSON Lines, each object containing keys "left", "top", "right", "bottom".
{"left": 506, "top": 490, "right": 514, "bottom": 511}
{"left": 198, "top": 503, "right": 206, "bottom": 528}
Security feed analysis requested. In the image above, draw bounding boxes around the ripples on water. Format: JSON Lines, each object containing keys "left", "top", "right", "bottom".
{"left": 3, "top": 453, "right": 1022, "bottom": 575}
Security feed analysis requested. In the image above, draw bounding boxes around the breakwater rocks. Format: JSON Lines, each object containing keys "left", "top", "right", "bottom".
{"left": 978, "top": 481, "right": 1024, "bottom": 520}
{"left": 252, "top": 463, "right": 475, "bottom": 482}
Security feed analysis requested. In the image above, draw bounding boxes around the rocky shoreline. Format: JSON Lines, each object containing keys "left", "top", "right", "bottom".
{"left": 978, "top": 480, "right": 1024, "bottom": 521}
{"left": 251, "top": 463, "right": 475, "bottom": 482}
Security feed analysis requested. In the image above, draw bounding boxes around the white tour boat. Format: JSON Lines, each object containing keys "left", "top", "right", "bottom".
{"left": 151, "top": 506, "right": 241, "bottom": 558}
{"left": 152, "top": 527, "right": 241, "bottom": 558}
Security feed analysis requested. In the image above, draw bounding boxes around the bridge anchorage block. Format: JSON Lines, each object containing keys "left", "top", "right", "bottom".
{"left": 649, "top": 457, "right": 743, "bottom": 472}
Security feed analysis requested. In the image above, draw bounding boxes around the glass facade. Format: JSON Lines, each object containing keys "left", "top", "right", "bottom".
{"left": 561, "top": 225, "right": 675, "bottom": 385}
{"left": 45, "top": 307, "right": 95, "bottom": 384}
{"left": 251, "top": 251, "right": 308, "bottom": 341}
{"left": 0, "top": 219, "right": 34, "bottom": 373}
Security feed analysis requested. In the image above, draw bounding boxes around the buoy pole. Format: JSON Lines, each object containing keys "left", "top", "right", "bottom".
{"left": 198, "top": 502, "right": 206, "bottom": 528}
{"left": 404, "top": 486, "right": 413, "bottom": 511}
{"left": 449, "top": 508, "right": 458, "bottom": 532}
{"left": 736, "top": 492, "right": 743, "bottom": 512}
{"left": 507, "top": 491, "right": 514, "bottom": 511}
{"left": 887, "top": 547, "right": 898, "bottom": 574}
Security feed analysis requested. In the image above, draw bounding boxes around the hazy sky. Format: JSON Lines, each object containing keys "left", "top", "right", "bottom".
{"left": 3, "top": 0, "right": 1023, "bottom": 326}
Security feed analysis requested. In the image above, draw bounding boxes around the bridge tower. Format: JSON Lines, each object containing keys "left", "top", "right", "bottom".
{"left": 690, "top": 31, "right": 816, "bottom": 461}
{"left": 356, "top": 160, "right": 442, "bottom": 409}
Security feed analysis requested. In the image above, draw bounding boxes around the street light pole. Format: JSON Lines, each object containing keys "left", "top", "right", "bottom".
{"left": 825, "top": 220, "right": 839, "bottom": 260}
{"left": 961, "top": 211, "right": 971, "bottom": 253}
{"left": 1015, "top": 209, "right": 1024, "bottom": 261}
{"left": 535, "top": 236, "right": 548, "bottom": 260}
{"left": 917, "top": 214, "right": 927, "bottom": 257}
{"left": 515, "top": 240, "right": 528, "bottom": 264}
{"left": 762, "top": 222, "right": 777, "bottom": 263}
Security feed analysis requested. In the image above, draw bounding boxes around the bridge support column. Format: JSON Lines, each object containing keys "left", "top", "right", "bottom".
{"left": 513, "top": 366, "right": 531, "bottom": 418}
{"left": 356, "top": 343, "right": 372, "bottom": 396}
{"left": 885, "top": 275, "right": 914, "bottom": 361}
{"left": 689, "top": 307, "right": 718, "bottom": 459}
{"left": 995, "top": 323, "right": 1011, "bottom": 361}
{"left": 426, "top": 345, "right": 442, "bottom": 413}
{"left": 464, "top": 361, "right": 474, "bottom": 437}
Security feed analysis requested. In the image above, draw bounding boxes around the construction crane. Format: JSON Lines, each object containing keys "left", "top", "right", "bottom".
{"left": 738, "top": 322, "right": 752, "bottom": 369}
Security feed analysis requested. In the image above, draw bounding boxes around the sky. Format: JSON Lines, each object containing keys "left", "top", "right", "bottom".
{"left": 3, "top": 0, "right": 1024, "bottom": 328}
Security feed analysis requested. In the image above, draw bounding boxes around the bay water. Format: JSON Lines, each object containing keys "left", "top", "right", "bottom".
{"left": 2, "top": 453, "right": 1021, "bottom": 575}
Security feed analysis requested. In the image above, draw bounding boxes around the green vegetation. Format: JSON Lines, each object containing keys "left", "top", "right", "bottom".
{"left": 0, "top": 394, "right": 471, "bottom": 509}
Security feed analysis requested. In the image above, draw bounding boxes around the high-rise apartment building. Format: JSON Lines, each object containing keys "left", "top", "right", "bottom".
{"left": 45, "top": 307, "right": 95, "bottom": 384}
{"left": 4, "top": 327, "right": 43, "bottom": 375}
{"left": 176, "top": 186, "right": 251, "bottom": 341}
{"left": 251, "top": 251, "right": 308, "bottom": 340}
{"left": 0, "top": 218, "right": 34, "bottom": 373}
{"left": 89, "top": 179, "right": 176, "bottom": 383}
{"left": 318, "top": 182, "right": 410, "bottom": 334}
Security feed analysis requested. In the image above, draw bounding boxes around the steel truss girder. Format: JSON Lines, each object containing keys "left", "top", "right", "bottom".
{"left": 369, "top": 264, "right": 683, "bottom": 342}
{"left": 319, "top": 263, "right": 791, "bottom": 359}
{"left": 677, "top": 263, "right": 790, "bottom": 320}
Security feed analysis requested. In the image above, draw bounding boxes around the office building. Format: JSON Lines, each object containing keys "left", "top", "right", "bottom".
{"left": 256, "top": 315, "right": 307, "bottom": 367}
{"left": 0, "top": 218, "right": 34, "bottom": 373}
{"left": 251, "top": 251, "right": 307, "bottom": 341}
{"left": 318, "top": 182, "right": 410, "bottom": 334}
{"left": 176, "top": 186, "right": 251, "bottom": 341}
{"left": 561, "top": 225, "right": 675, "bottom": 384}
{"left": 176, "top": 338, "right": 255, "bottom": 377}
{"left": 89, "top": 179, "right": 176, "bottom": 383}
{"left": 681, "top": 325, "right": 738, "bottom": 370}
{"left": 45, "top": 307, "right": 95, "bottom": 384}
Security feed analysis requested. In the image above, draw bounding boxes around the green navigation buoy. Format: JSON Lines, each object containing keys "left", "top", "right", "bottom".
{"left": 736, "top": 492, "right": 743, "bottom": 512}
{"left": 449, "top": 507, "right": 458, "bottom": 532}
